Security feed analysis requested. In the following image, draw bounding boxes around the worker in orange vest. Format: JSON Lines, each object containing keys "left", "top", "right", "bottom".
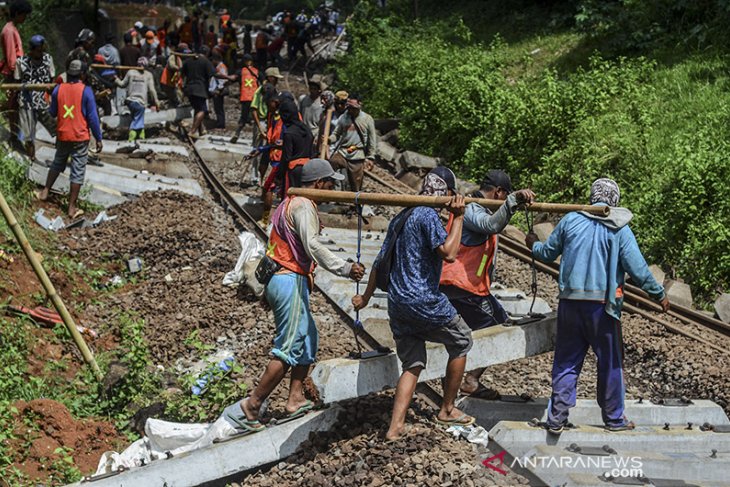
{"left": 223, "top": 159, "right": 364, "bottom": 434}
{"left": 230, "top": 53, "right": 259, "bottom": 144}
{"left": 439, "top": 170, "right": 535, "bottom": 395}
{"left": 36, "top": 60, "right": 103, "bottom": 219}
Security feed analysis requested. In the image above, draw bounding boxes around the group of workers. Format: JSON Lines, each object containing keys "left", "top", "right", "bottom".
{"left": 224, "top": 158, "right": 670, "bottom": 440}
{"left": 0, "top": 0, "right": 346, "bottom": 219}
{"left": 1, "top": 1, "right": 672, "bottom": 443}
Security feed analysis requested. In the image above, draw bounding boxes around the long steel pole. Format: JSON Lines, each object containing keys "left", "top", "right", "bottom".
{"left": 0, "top": 83, "right": 56, "bottom": 91}
{"left": 0, "top": 191, "right": 103, "bottom": 381}
{"left": 287, "top": 188, "right": 610, "bottom": 215}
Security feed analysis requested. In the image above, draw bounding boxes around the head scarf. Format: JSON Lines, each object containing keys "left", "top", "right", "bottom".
{"left": 590, "top": 178, "right": 620, "bottom": 207}
{"left": 279, "top": 99, "right": 306, "bottom": 130}
{"left": 420, "top": 172, "right": 450, "bottom": 197}
{"left": 320, "top": 90, "right": 334, "bottom": 109}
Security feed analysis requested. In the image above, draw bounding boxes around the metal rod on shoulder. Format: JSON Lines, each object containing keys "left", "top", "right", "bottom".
{"left": 0, "top": 83, "right": 56, "bottom": 91}
{"left": 0, "top": 190, "right": 103, "bottom": 381}
{"left": 287, "top": 188, "right": 610, "bottom": 216}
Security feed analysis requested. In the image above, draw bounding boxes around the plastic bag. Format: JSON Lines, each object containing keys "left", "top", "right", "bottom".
{"left": 93, "top": 416, "right": 240, "bottom": 475}
{"left": 222, "top": 232, "right": 265, "bottom": 295}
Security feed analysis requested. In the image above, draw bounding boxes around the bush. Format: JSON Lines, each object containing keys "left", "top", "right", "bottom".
{"left": 335, "top": 6, "right": 730, "bottom": 302}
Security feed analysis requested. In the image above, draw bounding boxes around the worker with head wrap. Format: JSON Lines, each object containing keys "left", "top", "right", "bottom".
{"left": 526, "top": 178, "right": 670, "bottom": 435}
{"left": 277, "top": 98, "right": 314, "bottom": 190}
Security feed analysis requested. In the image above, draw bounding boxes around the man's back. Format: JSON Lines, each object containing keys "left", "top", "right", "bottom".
{"left": 182, "top": 56, "right": 214, "bottom": 97}
{"left": 119, "top": 44, "right": 140, "bottom": 66}
{"left": 533, "top": 208, "right": 663, "bottom": 318}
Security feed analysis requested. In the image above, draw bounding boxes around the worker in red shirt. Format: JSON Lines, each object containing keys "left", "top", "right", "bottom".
{"left": 37, "top": 60, "right": 103, "bottom": 219}
{"left": 1, "top": 0, "right": 33, "bottom": 137}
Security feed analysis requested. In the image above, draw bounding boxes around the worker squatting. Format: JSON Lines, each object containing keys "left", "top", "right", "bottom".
{"left": 2, "top": 1, "right": 671, "bottom": 442}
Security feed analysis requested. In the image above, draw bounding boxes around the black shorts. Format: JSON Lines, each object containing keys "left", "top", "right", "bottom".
{"left": 188, "top": 95, "right": 209, "bottom": 114}
{"left": 449, "top": 293, "right": 508, "bottom": 331}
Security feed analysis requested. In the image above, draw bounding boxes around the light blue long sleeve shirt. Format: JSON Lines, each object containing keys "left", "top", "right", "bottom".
{"left": 532, "top": 204, "right": 665, "bottom": 319}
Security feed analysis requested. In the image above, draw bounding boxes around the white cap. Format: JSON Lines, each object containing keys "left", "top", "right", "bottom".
{"left": 134, "top": 21, "right": 143, "bottom": 29}
{"left": 301, "top": 159, "right": 345, "bottom": 183}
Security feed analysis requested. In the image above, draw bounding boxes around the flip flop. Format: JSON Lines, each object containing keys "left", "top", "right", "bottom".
{"left": 286, "top": 400, "right": 314, "bottom": 419}
{"left": 69, "top": 209, "right": 85, "bottom": 219}
{"left": 224, "top": 412, "right": 266, "bottom": 433}
{"left": 434, "top": 413, "right": 475, "bottom": 427}
{"left": 223, "top": 398, "right": 266, "bottom": 433}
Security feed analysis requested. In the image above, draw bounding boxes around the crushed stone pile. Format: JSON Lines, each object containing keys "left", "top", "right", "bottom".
{"left": 60, "top": 191, "right": 356, "bottom": 401}
{"left": 234, "top": 395, "right": 530, "bottom": 487}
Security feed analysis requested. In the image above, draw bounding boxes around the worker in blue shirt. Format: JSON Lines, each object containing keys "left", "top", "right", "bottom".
{"left": 526, "top": 178, "right": 669, "bottom": 434}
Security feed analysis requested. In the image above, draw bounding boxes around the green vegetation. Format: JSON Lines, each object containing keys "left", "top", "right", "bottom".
{"left": 336, "top": 0, "right": 730, "bottom": 303}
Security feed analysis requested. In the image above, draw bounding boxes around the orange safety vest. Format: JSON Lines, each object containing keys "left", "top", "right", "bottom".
{"left": 288, "top": 157, "right": 308, "bottom": 169}
{"left": 56, "top": 83, "right": 89, "bottom": 142}
{"left": 266, "top": 198, "right": 315, "bottom": 276}
{"left": 440, "top": 214, "right": 498, "bottom": 297}
{"left": 267, "top": 114, "right": 283, "bottom": 162}
{"left": 239, "top": 66, "right": 259, "bottom": 102}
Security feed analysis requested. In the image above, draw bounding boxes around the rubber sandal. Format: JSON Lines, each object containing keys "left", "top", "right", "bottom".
{"left": 434, "top": 413, "right": 475, "bottom": 427}
{"left": 286, "top": 400, "right": 314, "bottom": 419}
{"left": 224, "top": 412, "right": 266, "bottom": 433}
{"left": 70, "top": 209, "right": 85, "bottom": 219}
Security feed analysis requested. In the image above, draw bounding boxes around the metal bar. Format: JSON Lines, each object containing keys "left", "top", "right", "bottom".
{"left": 90, "top": 64, "right": 143, "bottom": 71}
{"left": 0, "top": 83, "right": 56, "bottom": 91}
{"left": 288, "top": 188, "right": 610, "bottom": 215}
{"left": 319, "top": 107, "right": 333, "bottom": 159}
{"left": 0, "top": 190, "right": 103, "bottom": 381}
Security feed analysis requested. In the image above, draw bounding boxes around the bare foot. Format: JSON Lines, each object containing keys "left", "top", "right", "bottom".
{"left": 385, "top": 425, "right": 406, "bottom": 442}
{"left": 240, "top": 397, "right": 259, "bottom": 421}
{"left": 35, "top": 189, "right": 48, "bottom": 201}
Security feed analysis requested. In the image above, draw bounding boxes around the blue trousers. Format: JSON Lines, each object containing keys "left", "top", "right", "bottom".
{"left": 547, "top": 299, "right": 628, "bottom": 428}
{"left": 127, "top": 100, "right": 145, "bottom": 130}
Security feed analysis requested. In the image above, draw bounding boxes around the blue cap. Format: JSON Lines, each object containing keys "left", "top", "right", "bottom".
{"left": 30, "top": 35, "right": 45, "bottom": 48}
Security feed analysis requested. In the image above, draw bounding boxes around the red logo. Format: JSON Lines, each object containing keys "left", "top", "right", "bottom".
{"left": 482, "top": 450, "right": 508, "bottom": 475}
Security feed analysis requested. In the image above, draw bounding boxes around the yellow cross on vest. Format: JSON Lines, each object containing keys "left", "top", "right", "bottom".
{"left": 267, "top": 241, "right": 276, "bottom": 257}
{"left": 244, "top": 78, "right": 254, "bottom": 87}
{"left": 62, "top": 104, "right": 75, "bottom": 119}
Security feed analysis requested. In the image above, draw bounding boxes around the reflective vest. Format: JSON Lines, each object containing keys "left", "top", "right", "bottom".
{"left": 440, "top": 214, "right": 498, "bottom": 297}
{"left": 267, "top": 113, "right": 283, "bottom": 162}
{"left": 266, "top": 198, "right": 315, "bottom": 276}
{"left": 239, "top": 66, "right": 259, "bottom": 102}
{"left": 56, "top": 83, "right": 89, "bottom": 142}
